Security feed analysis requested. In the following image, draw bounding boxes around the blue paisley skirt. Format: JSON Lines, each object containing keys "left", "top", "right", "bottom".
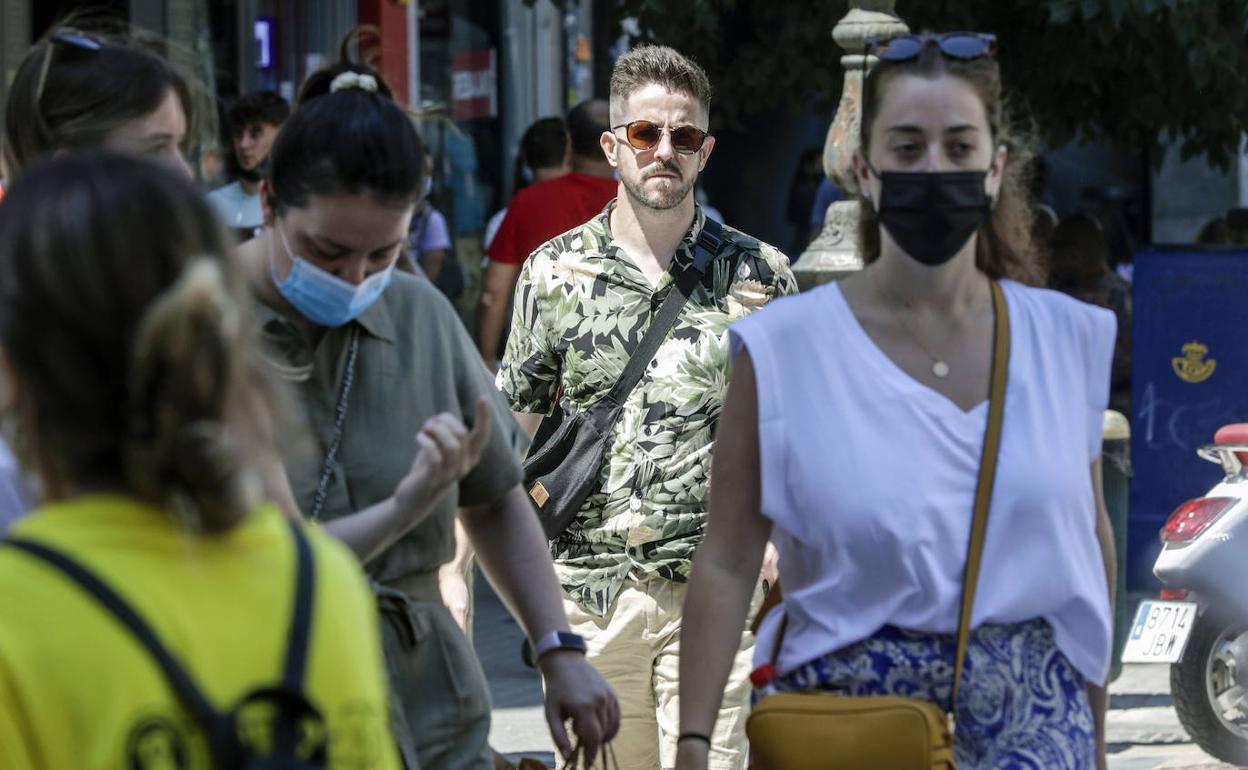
{"left": 766, "top": 619, "right": 1095, "bottom": 770}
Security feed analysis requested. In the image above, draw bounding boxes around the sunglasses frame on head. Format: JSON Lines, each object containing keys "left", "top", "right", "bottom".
{"left": 35, "top": 30, "right": 104, "bottom": 111}
{"left": 612, "top": 120, "right": 709, "bottom": 155}
{"left": 866, "top": 32, "right": 998, "bottom": 63}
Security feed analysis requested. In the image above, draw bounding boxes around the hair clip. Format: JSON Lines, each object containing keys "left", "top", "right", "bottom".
{"left": 330, "top": 71, "right": 378, "bottom": 94}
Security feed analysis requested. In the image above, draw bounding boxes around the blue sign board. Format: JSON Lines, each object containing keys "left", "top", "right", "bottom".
{"left": 1129, "top": 247, "right": 1248, "bottom": 590}
{"left": 255, "top": 18, "right": 275, "bottom": 70}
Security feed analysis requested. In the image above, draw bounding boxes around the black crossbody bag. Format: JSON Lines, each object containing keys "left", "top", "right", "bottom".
{"left": 523, "top": 217, "right": 726, "bottom": 538}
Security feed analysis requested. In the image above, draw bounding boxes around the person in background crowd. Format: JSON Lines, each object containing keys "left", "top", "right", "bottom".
{"left": 0, "top": 22, "right": 203, "bottom": 528}
{"left": 1197, "top": 214, "right": 1230, "bottom": 245}
{"left": 234, "top": 47, "right": 618, "bottom": 770}
{"left": 3, "top": 25, "right": 196, "bottom": 180}
{"left": 1225, "top": 207, "right": 1248, "bottom": 245}
{"left": 207, "top": 90, "right": 290, "bottom": 238}
{"left": 475, "top": 99, "right": 617, "bottom": 370}
{"left": 786, "top": 147, "right": 823, "bottom": 254}
{"left": 403, "top": 153, "right": 454, "bottom": 284}
{"left": 484, "top": 116, "right": 570, "bottom": 250}
{"left": 498, "top": 45, "right": 797, "bottom": 770}
{"left": 678, "top": 32, "right": 1115, "bottom": 770}
{"left": 1050, "top": 213, "right": 1132, "bottom": 416}
{"left": 799, "top": 175, "right": 845, "bottom": 262}
{"left": 694, "top": 184, "right": 724, "bottom": 224}
{"left": 0, "top": 152, "right": 401, "bottom": 770}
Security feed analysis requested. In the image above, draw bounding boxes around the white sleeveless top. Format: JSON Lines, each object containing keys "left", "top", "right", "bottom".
{"left": 729, "top": 279, "right": 1116, "bottom": 685}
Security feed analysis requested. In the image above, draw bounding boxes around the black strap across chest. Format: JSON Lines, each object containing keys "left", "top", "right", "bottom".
{"left": 603, "top": 216, "right": 725, "bottom": 407}
{"left": 4, "top": 519, "right": 317, "bottom": 734}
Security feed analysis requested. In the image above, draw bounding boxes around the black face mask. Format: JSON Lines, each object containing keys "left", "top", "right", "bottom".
{"left": 873, "top": 169, "right": 992, "bottom": 266}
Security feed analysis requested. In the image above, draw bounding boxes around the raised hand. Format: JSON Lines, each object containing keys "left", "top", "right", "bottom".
{"left": 393, "top": 398, "right": 493, "bottom": 514}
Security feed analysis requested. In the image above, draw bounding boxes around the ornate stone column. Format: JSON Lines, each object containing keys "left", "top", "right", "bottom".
{"left": 794, "top": 2, "right": 908, "bottom": 291}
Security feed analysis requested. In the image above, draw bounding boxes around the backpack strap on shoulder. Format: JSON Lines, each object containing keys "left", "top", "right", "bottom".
{"left": 3, "top": 536, "right": 221, "bottom": 730}
{"left": 281, "top": 521, "right": 317, "bottom": 690}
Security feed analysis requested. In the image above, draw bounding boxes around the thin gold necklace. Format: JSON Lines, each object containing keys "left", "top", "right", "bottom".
{"left": 869, "top": 270, "right": 951, "bottom": 379}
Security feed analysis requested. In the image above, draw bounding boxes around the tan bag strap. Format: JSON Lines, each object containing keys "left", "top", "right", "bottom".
{"left": 950, "top": 279, "right": 1010, "bottom": 718}
{"left": 760, "top": 280, "right": 1010, "bottom": 725}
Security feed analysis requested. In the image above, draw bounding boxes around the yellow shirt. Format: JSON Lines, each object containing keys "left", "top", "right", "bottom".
{"left": 0, "top": 495, "right": 401, "bottom": 769}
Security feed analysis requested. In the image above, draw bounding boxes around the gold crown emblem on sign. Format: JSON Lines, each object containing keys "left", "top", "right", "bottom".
{"left": 1173, "top": 340, "right": 1216, "bottom": 384}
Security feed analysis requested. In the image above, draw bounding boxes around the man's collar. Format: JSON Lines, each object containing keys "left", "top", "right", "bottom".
{"left": 598, "top": 199, "right": 708, "bottom": 249}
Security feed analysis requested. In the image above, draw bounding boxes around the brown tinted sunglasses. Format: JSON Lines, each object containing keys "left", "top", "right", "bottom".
{"left": 612, "top": 120, "right": 709, "bottom": 154}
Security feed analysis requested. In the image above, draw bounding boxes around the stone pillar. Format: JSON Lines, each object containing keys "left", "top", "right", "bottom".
{"left": 794, "top": 2, "right": 908, "bottom": 291}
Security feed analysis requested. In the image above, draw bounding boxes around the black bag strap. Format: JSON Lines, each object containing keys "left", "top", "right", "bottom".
{"left": 3, "top": 519, "right": 317, "bottom": 726}
{"left": 603, "top": 217, "right": 725, "bottom": 406}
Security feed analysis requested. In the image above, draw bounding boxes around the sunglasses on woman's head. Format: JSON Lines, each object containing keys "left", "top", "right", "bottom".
{"left": 35, "top": 30, "right": 104, "bottom": 108}
{"left": 866, "top": 32, "right": 998, "bottom": 62}
{"left": 612, "top": 120, "right": 709, "bottom": 154}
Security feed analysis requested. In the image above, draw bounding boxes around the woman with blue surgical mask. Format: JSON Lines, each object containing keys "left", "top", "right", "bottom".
{"left": 233, "top": 42, "right": 618, "bottom": 770}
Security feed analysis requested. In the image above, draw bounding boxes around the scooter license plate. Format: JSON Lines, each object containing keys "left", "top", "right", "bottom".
{"left": 1120, "top": 600, "right": 1198, "bottom": 663}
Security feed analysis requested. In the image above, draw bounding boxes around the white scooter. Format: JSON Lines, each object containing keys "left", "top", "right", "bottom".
{"left": 1122, "top": 423, "right": 1248, "bottom": 764}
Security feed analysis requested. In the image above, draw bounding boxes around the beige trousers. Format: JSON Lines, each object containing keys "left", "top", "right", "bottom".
{"left": 563, "top": 575, "right": 758, "bottom": 770}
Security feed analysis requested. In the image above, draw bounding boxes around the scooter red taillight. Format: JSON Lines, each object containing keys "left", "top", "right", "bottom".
{"left": 1160, "top": 497, "right": 1240, "bottom": 543}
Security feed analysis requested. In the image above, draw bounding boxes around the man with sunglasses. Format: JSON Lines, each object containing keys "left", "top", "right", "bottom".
{"left": 497, "top": 45, "right": 797, "bottom": 770}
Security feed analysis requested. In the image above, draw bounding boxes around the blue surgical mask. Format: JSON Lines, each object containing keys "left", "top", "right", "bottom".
{"left": 269, "top": 222, "right": 395, "bottom": 327}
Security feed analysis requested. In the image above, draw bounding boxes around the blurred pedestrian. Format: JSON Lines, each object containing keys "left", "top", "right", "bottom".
{"left": 1050, "top": 213, "right": 1132, "bottom": 415}
{"left": 1197, "top": 214, "right": 1230, "bottom": 245}
{"left": 233, "top": 44, "right": 618, "bottom": 769}
{"left": 0, "top": 153, "right": 400, "bottom": 769}
{"left": 475, "top": 100, "right": 617, "bottom": 370}
{"left": 3, "top": 25, "right": 196, "bottom": 180}
{"left": 207, "top": 90, "right": 290, "bottom": 238}
{"left": 402, "top": 153, "right": 453, "bottom": 284}
{"left": 498, "top": 45, "right": 796, "bottom": 770}
{"left": 679, "top": 32, "right": 1115, "bottom": 770}
{"left": 484, "top": 116, "right": 570, "bottom": 250}
{"left": 787, "top": 147, "right": 823, "bottom": 255}
{"left": 0, "top": 22, "right": 204, "bottom": 528}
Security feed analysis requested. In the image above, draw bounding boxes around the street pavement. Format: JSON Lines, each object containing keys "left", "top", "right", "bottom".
{"left": 474, "top": 577, "right": 1242, "bottom": 769}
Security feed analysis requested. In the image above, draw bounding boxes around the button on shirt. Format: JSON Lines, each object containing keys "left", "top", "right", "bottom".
{"left": 255, "top": 272, "right": 527, "bottom": 582}
{"left": 498, "top": 203, "right": 798, "bottom": 615}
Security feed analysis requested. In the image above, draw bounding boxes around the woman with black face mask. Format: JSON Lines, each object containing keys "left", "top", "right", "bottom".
{"left": 677, "top": 34, "right": 1117, "bottom": 770}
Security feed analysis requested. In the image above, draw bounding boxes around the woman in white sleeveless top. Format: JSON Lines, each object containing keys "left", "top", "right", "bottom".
{"left": 676, "top": 33, "right": 1116, "bottom": 770}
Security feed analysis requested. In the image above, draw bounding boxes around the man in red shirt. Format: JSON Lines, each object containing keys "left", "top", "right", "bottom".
{"left": 475, "top": 99, "right": 616, "bottom": 368}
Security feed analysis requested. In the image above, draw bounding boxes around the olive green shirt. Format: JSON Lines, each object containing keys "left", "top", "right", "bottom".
{"left": 256, "top": 272, "right": 526, "bottom": 582}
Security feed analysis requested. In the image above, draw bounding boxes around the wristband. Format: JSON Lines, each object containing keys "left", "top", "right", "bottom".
{"left": 532, "top": 630, "right": 587, "bottom": 662}
{"left": 677, "top": 732, "right": 712, "bottom": 745}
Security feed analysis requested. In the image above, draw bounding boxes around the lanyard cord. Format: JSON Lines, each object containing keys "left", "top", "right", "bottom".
{"left": 309, "top": 326, "right": 361, "bottom": 520}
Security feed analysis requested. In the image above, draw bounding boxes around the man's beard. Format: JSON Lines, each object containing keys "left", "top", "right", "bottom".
{"left": 621, "top": 161, "right": 695, "bottom": 211}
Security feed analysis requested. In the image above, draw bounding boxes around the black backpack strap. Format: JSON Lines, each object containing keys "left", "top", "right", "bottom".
{"left": 3, "top": 536, "right": 220, "bottom": 730}
{"left": 281, "top": 520, "right": 317, "bottom": 690}
{"left": 3, "top": 519, "right": 317, "bottom": 718}
{"left": 604, "top": 217, "right": 725, "bottom": 406}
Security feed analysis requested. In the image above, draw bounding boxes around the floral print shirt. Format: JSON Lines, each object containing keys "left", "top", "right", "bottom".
{"left": 498, "top": 203, "right": 798, "bottom": 615}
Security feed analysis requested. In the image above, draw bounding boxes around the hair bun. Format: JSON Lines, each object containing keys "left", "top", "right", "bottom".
{"left": 330, "top": 71, "right": 378, "bottom": 94}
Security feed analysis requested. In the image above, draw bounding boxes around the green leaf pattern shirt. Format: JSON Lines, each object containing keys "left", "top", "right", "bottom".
{"left": 497, "top": 204, "right": 798, "bottom": 615}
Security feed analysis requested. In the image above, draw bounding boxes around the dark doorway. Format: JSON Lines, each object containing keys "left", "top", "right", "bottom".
{"left": 32, "top": 0, "right": 128, "bottom": 39}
